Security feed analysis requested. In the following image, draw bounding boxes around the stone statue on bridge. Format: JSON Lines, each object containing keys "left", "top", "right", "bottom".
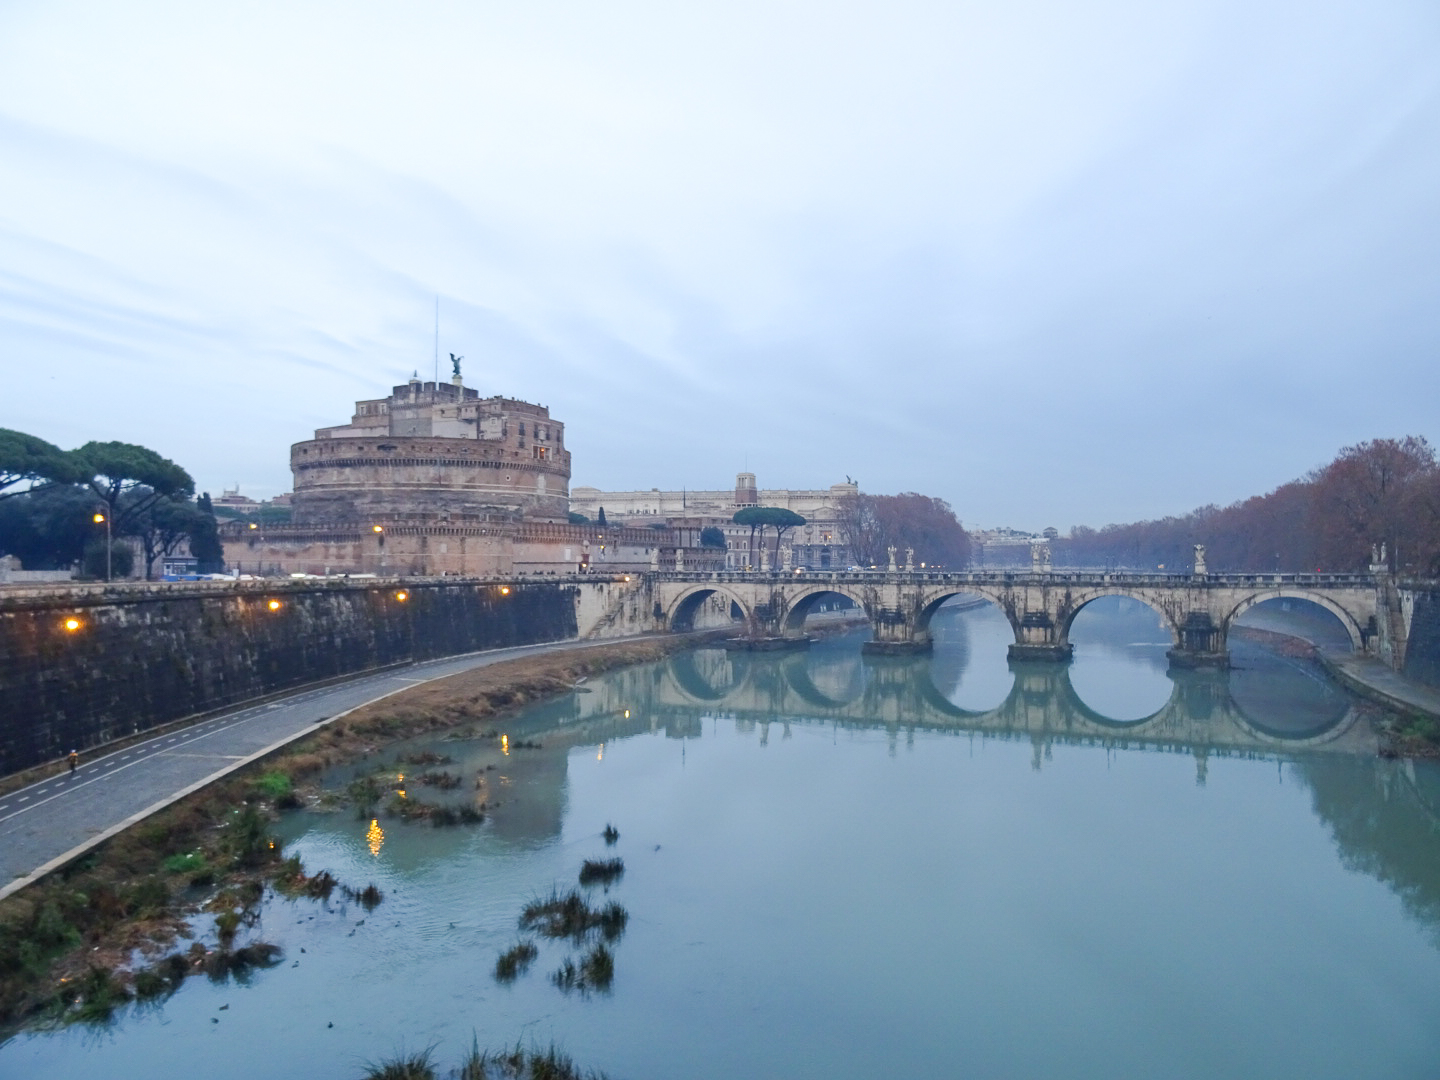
{"left": 905, "top": 547, "right": 915, "bottom": 572}
{"left": 1031, "top": 542, "right": 1052, "bottom": 573}
{"left": 888, "top": 546, "right": 898, "bottom": 572}
{"left": 1193, "top": 544, "right": 1207, "bottom": 576}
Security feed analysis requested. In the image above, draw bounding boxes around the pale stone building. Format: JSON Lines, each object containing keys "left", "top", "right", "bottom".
{"left": 570, "top": 473, "right": 858, "bottom": 569}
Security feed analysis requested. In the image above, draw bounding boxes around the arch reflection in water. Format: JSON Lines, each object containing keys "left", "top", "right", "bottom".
{"left": 656, "top": 633, "right": 1366, "bottom": 751}
{"left": 926, "top": 597, "right": 1014, "bottom": 712}
{"left": 1227, "top": 636, "right": 1351, "bottom": 738}
{"left": 1066, "top": 595, "right": 1174, "bottom": 722}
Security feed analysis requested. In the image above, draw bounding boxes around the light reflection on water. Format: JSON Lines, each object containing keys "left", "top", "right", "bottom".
{"left": 5, "top": 605, "right": 1440, "bottom": 1080}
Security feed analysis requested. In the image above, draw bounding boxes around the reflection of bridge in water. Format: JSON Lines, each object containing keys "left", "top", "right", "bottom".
{"left": 487, "top": 641, "right": 1437, "bottom": 933}
{"left": 565, "top": 645, "right": 1379, "bottom": 759}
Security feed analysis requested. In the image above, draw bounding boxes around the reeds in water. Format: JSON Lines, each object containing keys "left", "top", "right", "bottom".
{"left": 519, "top": 889, "right": 627, "bottom": 943}
{"left": 362, "top": 1047, "right": 437, "bottom": 1080}
{"left": 551, "top": 943, "right": 614, "bottom": 995}
{"left": 577, "top": 858, "right": 624, "bottom": 887}
{"left": 457, "top": 1039, "right": 610, "bottom": 1080}
{"left": 493, "top": 941, "right": 538, "bottom": 983}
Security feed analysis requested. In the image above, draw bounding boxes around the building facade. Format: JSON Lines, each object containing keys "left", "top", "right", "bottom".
{"left": 570, "top": 473, "right": 858, "bottom": 569}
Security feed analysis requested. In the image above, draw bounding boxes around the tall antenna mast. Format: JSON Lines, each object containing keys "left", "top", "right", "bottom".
{"left": 433, "top": 296, "right": 439, "bottom": 386}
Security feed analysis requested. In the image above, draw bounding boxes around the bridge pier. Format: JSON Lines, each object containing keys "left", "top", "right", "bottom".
{"left": 861, "top": 607, "right": 932, "bottom": 655}
{"left": 862, "top": 638, "right": 932, "bottom": 656}
{"left": 1007, "top": 611, "right": 1073, "bottom": 663}
{"left": 1166, "top": 612, "right": 1229, "bottom": 669}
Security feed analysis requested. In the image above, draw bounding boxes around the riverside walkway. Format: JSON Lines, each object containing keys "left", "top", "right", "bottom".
{"left": 0, "top": 635, "right": 661, "bottom": 901}
{"left": 1322, "top": 652, "right": 1440, "bottom": 722}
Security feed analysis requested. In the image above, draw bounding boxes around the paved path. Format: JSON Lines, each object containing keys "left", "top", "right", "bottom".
{"left": 0, "top": 636, "right": 654, "bottom": 901}
{"left": 1321, "top": 650, "right": 1440, "bottom": 721}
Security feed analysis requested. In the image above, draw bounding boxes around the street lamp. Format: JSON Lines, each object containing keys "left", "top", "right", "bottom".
{"left": 93, "top": 511, "right": 111, "bottom": 582}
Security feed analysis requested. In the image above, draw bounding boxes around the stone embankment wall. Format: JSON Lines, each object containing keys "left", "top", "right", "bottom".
{"left": 0, "top": 576, "right": 656, "bottom": 775}
{"left": 1400, "top": 586, "right": 1440, "bottom": 690}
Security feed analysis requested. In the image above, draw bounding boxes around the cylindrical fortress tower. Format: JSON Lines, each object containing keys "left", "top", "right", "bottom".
{"left": 290, "top": 376, "right": 571, "bottom": 525}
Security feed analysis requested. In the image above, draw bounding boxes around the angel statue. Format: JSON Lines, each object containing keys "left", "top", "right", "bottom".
{"left": 450, "top": 353, "right": 463, "bottom": 378}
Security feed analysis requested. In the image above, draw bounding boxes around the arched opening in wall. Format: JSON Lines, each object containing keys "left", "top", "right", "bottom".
{"left": 922, "top": 593, "right": 1014, "bottom": 713}
{"left": 1066, "top": 596, "right": 1173, "bottom": 722}
{"left": 1231, "top": 596, "right": 1356, "bottom": 653}
{"left": 781, "top": 590, "right": 871, "bottom": 643}
{"left": 670, "top": 589, "right": 746, "bottom": 632}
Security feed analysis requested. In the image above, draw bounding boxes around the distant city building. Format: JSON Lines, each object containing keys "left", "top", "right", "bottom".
{"left": 571, "top": 474, "right": 859, "bottom": 569}
{"left": 971, "top": 526, "right": 1044, "bottom": 568}
{"left": 221, "top": 372, "right": 670, "bottom": 576}
{"left": 213, "top": 487, "right": 261, "bottom": 512}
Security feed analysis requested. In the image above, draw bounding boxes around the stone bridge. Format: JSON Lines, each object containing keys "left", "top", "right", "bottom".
{"left": 638, "top": 568, "right": 1392, "bottom": 668}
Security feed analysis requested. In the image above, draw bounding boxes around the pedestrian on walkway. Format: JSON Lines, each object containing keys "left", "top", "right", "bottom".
{"left": 67, "top": 749, "right": 78, "bottom": 775}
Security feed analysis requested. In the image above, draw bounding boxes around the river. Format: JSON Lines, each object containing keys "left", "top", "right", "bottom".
{"left": 5, "top": 599, "right": 1440, "bottom": 1079}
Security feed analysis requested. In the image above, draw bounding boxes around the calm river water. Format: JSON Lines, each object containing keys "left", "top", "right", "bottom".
{"left": 6, "top": 599, "right": 1440, "bottom": 1079}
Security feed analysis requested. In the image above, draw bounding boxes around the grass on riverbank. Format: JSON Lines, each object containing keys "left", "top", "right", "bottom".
{"left": 0, "top": 634, "right": 710, "bottom": 1031}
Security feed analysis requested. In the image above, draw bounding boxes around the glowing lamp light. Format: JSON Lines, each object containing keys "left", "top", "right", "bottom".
{"left": 373, "top": 525, "right": 384, "bottom": 534}
{"left": 395, "top": 590, "right": 408, "bottom": 602}
{"left": 267, "top": 599, "right": 282, "bottom": 611}
{"left": 500, "top": 586, "right": 511, "bottom": 595}
{"left": 623, "top": 709, "right": 630, "bottom": 719}
{"left": 249, "top": 523, "right": 258, "bottom": 530}
{"left": 92, "top": 513, "right": 105, "bottom": 524}
{"left": 63, "top": 617, "right": 82, "bottom": 633}
{"left": 501, "top": 734, "right": 510, "bottom": 755}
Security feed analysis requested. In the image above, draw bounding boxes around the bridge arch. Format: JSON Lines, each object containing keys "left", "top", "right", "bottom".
{"left": 780, "top": 584, "right": 873, "bottom": 637}
{"left": 1059, "top": 591, "right": 1181, "bottom": 648}
{"left": 666, "top": 584, "right": 752, "bottom": 633}
{"left": 915, "top": 588, "right": 1017, "bottom": 639}
{"left": 1225, "top": 589, "right": 1365, "bottom": 652}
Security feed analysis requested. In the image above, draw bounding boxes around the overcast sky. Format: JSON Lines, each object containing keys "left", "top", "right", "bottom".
{"left": 2, "top": 0, "right": 1437, "bottom": 530}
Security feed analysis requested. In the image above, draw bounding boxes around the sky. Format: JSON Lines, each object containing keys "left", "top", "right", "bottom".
{"left": 2, "top": 0, "right": 1438, "bottom": 532}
